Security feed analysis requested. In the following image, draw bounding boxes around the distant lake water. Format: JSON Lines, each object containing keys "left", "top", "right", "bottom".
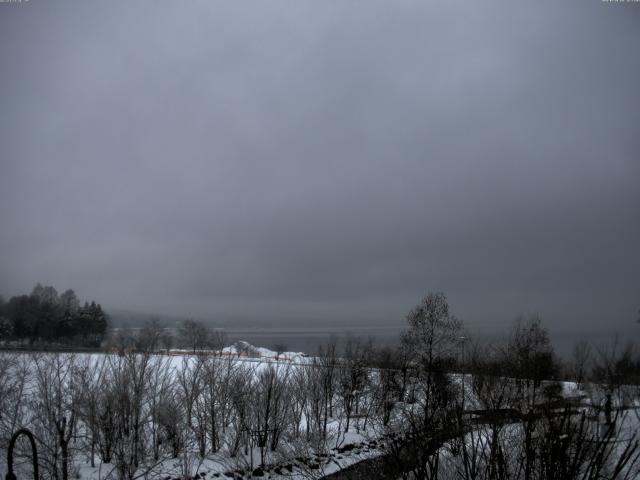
{"left": 220, "top": 325, "right": 640, "bottom": 360}
{"left": 222, "top": 326, "right": 404, "bottom": 354}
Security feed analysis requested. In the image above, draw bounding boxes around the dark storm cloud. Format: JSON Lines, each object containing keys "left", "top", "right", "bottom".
{"left": 1, "top": 0, "right": 638, "bottom": 332}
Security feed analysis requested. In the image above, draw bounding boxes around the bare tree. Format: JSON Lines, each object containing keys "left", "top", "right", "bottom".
{"left": 76, "top": 355, "right": 110, "bottom": 467}
{"left": 0, "top": 353, "right": 30, "bottom": 473}
{"left": 137, "top": 317, "right": 165, "bottom": 353}
{"left": 250, "top": 362, "right": 293, "bottom": 464}
{"left": 370, "top": 346, "right": 403, "bottom": 428}
{"left": 294, "top": 358, "right": 329, "bottom": 448}
{"left": 210, "top": 328, "right": 227, "bottom": 352}
{"left": 504, "top": 315, "right": 558, "bottom": 411}
{"left": 159, "top": 330, "right": 174, "bottom": 352}
{"left": 448, "top": 341, "right": 517, "bottom": 480}
{"left": 337, "top": 336, "right": 372, "bottom": 433}
{"left": 572, "top": 340, "right": 592, "bottom": 388}
{"left": 200, "top": 353, "right": 237, "bottom": 454}
{"left": 0, "top": 352, "right": 30, "bottom": 449}
{"left": 402, "top": 292, "right": 461, "bottom": 418}
{"left": 227, "top": 364, "right": 254, "bottom": 457}
{"left": 386, "top": 292, "right": 463, "bottom": 479}
{"left": 317, "top": 337, "right": 339, "bottom": 439}
{"left": 30, "top": 353, "right": 80, "bottom": 480}
{"left": 155, "top": 391, "right": 182, "bottom": 459}
{"left": 592, "top": 339, "right": 640, "bottom": 422}
{"left": 176, "top": 356, "right": 204, "bottom": 430}
{"left": 146, "top": 355, "right": 175, "bottom": 461}
{"left": 179, "top": 319, "right": 214, "bottom": 353}
{"left": 106, "top": 352, "right": 154, "bottom": 480}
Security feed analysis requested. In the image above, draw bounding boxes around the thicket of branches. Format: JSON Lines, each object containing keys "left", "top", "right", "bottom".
{"left": 380, "top": 293, "right": 640, "bottom": 480}
{"left": 0, "top": 334, "right": 400, "bottom": 480}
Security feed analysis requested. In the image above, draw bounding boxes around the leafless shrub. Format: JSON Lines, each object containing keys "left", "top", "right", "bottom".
{"left": 29, "top": 353, "right": 81, "bottom": 480}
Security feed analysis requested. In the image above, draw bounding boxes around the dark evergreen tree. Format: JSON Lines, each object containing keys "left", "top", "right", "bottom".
{"left": 3, "top": 284, "right": 108, "bottom": 345}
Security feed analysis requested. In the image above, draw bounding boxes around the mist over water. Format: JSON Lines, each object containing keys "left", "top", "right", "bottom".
{"left": 221, "top": 325, "right": 640, "bottom": 360}
{"left": 223, "top": 325, "right": 403, "bottom": 354}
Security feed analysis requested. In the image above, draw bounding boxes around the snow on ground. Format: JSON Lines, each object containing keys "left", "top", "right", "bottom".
{"left": 71, "top": 432, "right": 382, "bottom": 480}
{"left": 1, "top": 343, "right": 385, "bottom": 480}
{"left": 8, "top": 344, "right": 640, "bottom": 479}
{"left": 219, "top": 341, "right": 310, "bottom": 364}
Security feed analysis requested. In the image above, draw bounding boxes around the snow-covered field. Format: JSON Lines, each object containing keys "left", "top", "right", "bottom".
{"left": 0, "top": 343, "right": 390, "bottom": 480}
{"left": 3, "top": 343, "right": 640, "bottom": 480}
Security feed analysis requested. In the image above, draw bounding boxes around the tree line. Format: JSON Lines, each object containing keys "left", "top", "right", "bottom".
{"left": 0, "top": 284, "right": 108, "bottom": 346}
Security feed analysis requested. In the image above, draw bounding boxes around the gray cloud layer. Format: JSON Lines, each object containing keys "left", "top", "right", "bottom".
{"left": 1, "top": 0, "right": 639, "bottom": 331}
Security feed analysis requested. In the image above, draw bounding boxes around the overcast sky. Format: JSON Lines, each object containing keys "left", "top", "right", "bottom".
{"left": 1, "top": 0, "right": 638, "bottom": 332}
